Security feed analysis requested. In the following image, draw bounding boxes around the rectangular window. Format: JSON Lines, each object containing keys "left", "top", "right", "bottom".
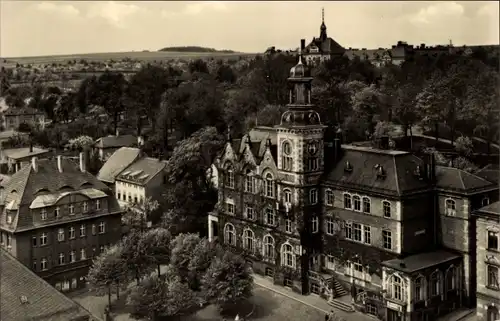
{"left": 363, "top": 226, "right": 371, "bottom": 244}
{"left": 344, "top": 224, "right": 352, "bottom": 240}
{"left": 81, "top": 248, "right": 87, "bottom": 260}
{"left": 311, "top": 217, "right": 319, "bottom": 233}
{"left": 69, "top": 204, "right": 75, "bottom": 215}
{"left": 69, "top": 251, "right": 76, "bottom": 263}
{"left": 326, "top": 217, "right": 335, "bottom": 235}
{"left": 383, "top": 201, "right": 391, "bottom": 218}
{"left": 58, "top": 253, "right": 65, "bottom": 265}
{"left": 32, "top": 236, "right": 37, "bottom": 247}
{"left": 96, "top": 200, "right": 101, "bottom": 210}
{"left": 226, "top": 202, "right": 235, "bottom": 215}
{"left": 57, "top": 228, "right": 65, "bottom": 242}
{"left": 80, "top": 224, "right": 86, "bottom": 237}
{"left": 83, "top": 202, "right": 88, "bottom": 213}
{"left": 245, "top": 176, "right": 255, "bottom": 194}
{"left": 353, "top": 223, "right": 362, "bottom": 242}
{"left": 326, "top": 255, "right": 335, "bottom": 270}
{"left": 41, "top": 258, "right": 47, "bottom": 271}
{"left": 69, "top": 227, "right": 75, "bottom": 239}
{"left": 98, "top": 222, "right": 106, "bottom": 234}
{"left": 488, "top": 231, "right": 499, "bottom": 251}
{"left": 55, "top": 207, "right": 60, "bottom": 218}
{"left": 285, "top": 219, "right": 293, "bottom": 233}
{"left": 487, "top": 265, "right": 499, "bottom": 289}
{"left": 383, "top": 230, "right": 392, "bottom": 250}
{"left": 245, "top": 207, "right": 254, "bottom": 220}
{"left": 32, "top": 260, "right": 37, "bottom": 271}
{"left": 344, "top": 194, "right": 352, "bottom": 209}
{"left": 353, "top": 196, "right": 361, "bottom": 211}
{"left": 92, "top": 224, "right": 97, "bottom": 235}
{"left": 265, "top": 208, "right": 275, "bottom": 226}
{"left": 41, "top": 209, "right": 47, "bottom": 220}
{"left": 40, "top": 233, "right": 47, "bottom": 246}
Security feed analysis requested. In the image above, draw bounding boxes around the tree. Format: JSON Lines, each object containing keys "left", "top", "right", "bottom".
{"left": 201, "top": 251, "right": 253, "bottom": 312}
{"left": 93, "top": 71, "right": 128, "bottom": 133}
{"left": 350, "top": 84, "right": 383, "bottom": 135}
{"left": 188, "top": 59, "right": 209, "bottom": 74}
{"left": 120, "top": 230, "right": 152, "bottom": 285}
{"left": 170, "top": 233, "right": 202, "bottom": 282}
{"left": 128, "top": 273, "right": 195, "bottom": 321}
{"left": 187, "top": 238, "right": 219, "bottom": 291}
{"left": 122, "top": 197, "right": 160, "bottom": 232}
{"left": 455, "top": 136, "right": 474, "bottom": 157}
{"left": 66, "top": 135, "right": 94, "bottom": 151}
{"left": 140, "top": 227, "right": 172, "bottom": 277}
{"left": 216, "top": 64, "right": 237, "bottom": 83}
{"left": 87, "top": 244, "right": 128, "bottom": 307}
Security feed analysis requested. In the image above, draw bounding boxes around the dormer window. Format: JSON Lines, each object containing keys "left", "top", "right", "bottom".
{"left": 414, "top": 165, "right": 423, "bottom": 179}
{"left": 7, "top": 214, "right": 13, "bottom": 224}
{"left": 54, "top": 207, "right": 60, "bottom": 218}
{"left": 344, "top": 160, "right": 353, "bottom": 172}
{"left": 82, "top": 202, "right": 88, "bottom": 213}
{"left": 96, "top": 200, "right": 101, "bottom": 210}
{"left": 376, "top": 165, "right": 386, "bottom": 179}
{"left": 69, "top": 204, "right": 75, "bottom": 215}
{"left": 445, "top": 199, "right": 456, "bottom": 216}
{"left": 482, "top": 197, "right": 490, "bottom": 207}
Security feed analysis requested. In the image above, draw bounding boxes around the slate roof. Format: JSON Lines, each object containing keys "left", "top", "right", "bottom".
{"left": 1, "top": 147, "right": 50, "bottom": 161}
{"left": 435, "top": 166, "right": 497, "bottom": 194}
{"left": 94, "top": 134, "right": 136, "bottom": 149}
{"left": 475, "top": 200, "right": 500, "bottom": 217}
{"left": 97, "top": 147, "right": 141, "bottom": 183}
{"left": 475, "top": 164, "right": 499, "bottom": 184}
{"left": 324, "top": 144, "right": 430, "bottom": 196}
{"left": 305, "top": 37, "right": 345, "bottom": 55}
{"left": 0, "top": 157, "right": 117, "bottom": 232}
{"left": 0, "top": 248, "right": 96, "bottom": 321}
{"left": 3, "top": 106, "right": 44, "bottom": 116}
{"left": 382, "top": 250, "right": 461, "bottom": 274}
{"left": 117, "top": 157, "right": 167, "bottom": 186}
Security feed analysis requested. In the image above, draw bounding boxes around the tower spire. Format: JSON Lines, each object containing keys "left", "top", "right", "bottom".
{"left": 322, "top": 7, "right": 324, "bottom": 23}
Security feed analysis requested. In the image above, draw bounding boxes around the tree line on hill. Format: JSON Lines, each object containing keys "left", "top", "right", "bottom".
{"left": 158, "top": 46, "right": 236, "bottom": 53}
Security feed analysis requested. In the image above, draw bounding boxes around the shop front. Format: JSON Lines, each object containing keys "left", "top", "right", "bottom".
{"left": 386, "top": 300, "right": 407, "bottom": 321}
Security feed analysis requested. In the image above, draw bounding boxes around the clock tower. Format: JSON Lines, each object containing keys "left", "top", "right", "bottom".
{"left": 276, "top": 39, "right": 327, "bottom": 295}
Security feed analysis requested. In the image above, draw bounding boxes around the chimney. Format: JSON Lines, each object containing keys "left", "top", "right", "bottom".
{"left": 333, "top": 128, "right": 343, "bottom": 162}
{"left": 29, "top": 143, "right": 33, "bottom": 153}
{"left": 426, "top": 153, "right": 436, "bottom": 183}
{"left": 380, "top": 136, "right": 389, "bottom": 150}
{"left": 300, "top": 39, "right": 305, "bottom": 51}
{"left": 79, "top": 152, "right": 86, "bottom": 172}
{"left": 57, "top": 155, "right": 63, "bottom": 173}
{"left": 31, "top": 157, "right": 38, "bottom": 172}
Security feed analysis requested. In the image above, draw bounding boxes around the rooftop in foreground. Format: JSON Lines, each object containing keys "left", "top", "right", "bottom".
{"left": 0, "top": 248, "right": 97, "bottom": 321}
{"left": 382, "top": 250, "right": 461, "bottom": 273}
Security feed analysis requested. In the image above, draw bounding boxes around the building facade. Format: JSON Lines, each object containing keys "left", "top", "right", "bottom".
{"left": 209, "top": 48, "right": 499, "bottom": 321}
{"left": 0, "top": 154, "right": 123, "bottom": 292}
{"left": 473, "top": 201, "right": 500, "bottom": 321}
{"left": 1, "top": 106, "right": 45, "bottom": 131}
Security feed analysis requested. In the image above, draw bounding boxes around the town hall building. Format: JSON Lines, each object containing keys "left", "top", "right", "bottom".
{"left": 209, "top": 41, "right": 499, "bottom": 321}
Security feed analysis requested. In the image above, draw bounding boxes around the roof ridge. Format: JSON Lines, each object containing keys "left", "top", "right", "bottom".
{"left": 392, "top": 156, "right": 400, "bottom": 195}
{"left": 457, "top": 170, "right": 466, "bottom": 190}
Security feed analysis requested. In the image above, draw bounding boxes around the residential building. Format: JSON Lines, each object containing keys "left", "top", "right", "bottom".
{"left": 93, "top": 131, "right": 137, "bottom": 161}
{"left": 114, "top": 156, "right": 167, "bottom": 208}
{"left": 303, "top": 9, "right": 345, "bottom": 65}
{"left": 209, "top": 46, "right": 498, "bottom": 321}
{"left": 473, "top": 201, "right": 500, "bottom": 321}
{"left": 97, "top": 147, "right": 141, "bottom": 188}
{"left": 1, "top": 106, "right": 45, "bottom": 131}
{"left": 0, "top": 145, "right": 51, "bottom": 174}
{"left": 0, "top": 248, "right": 97, "bottom": 321}
{"left": 0, "top": 153, "right": 123, "bottom": 292}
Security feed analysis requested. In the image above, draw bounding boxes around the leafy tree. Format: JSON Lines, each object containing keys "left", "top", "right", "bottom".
{"left": 170, "top": 233, "right": 202, "bottom": 282}
{"left": 452, "top": 156, "right": 479, "bottom": 173}
{"left": 122, "top": 197, "right": 160, "bottom": 232}
{"left": 66, "top": 135, "right": 94, "bottom": 151}
{"left": 216, "top": 64, "right": 237, "bottom": 83}
{"left": 350, "top": 84, "right": 383, "bottom": 135}
{"left": 87, "top": 244, "right": 128, "bottom": 307}
{"left": 93, "top": 71, "right": 128, "bottom": 133}
{"left": 187, "top": 238, "right": 219, "bottom": 291}
{"left": 140, "top": 227, "right": 172, "bottom": 277}
{"left": 201, "top": 251, "right": 253, "bottom": 312}
{"left": 128, "top": 273, "right": 195, "bottom": 321}
{"left": 188, "top": 59, "right": 209, "bottom": 74}
{"left": 120, "top": 230, "right": 152, "bottom": 285}
{"left": 455, "top": 136, "right": 474, "bottom": 157}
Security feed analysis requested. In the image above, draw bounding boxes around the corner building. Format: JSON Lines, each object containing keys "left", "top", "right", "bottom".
{"left": 209, "top": 42, "right": 499, "bottom": 321}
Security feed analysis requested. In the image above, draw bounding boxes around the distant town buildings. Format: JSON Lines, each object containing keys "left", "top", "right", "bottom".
{"left": 1, "top": 106, "right": 45, "bottom": 131}
{"left": 0, "top": 154, "right": 123, "bottom": 292}
{"left": 210, "top": 46, "right": 500, "bottom": 321}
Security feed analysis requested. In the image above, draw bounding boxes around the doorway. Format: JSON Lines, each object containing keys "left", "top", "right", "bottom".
{"left": 387, "top": 309, "right": 402, "bottom": 321}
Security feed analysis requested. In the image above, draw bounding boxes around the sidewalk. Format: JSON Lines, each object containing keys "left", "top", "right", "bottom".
{"left": 252, "top": 274, "right": 376, "bottom": 321}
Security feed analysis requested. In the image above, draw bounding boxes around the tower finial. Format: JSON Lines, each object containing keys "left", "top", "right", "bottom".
{"left": 322, "top": 8, "right": 324, "bottom": 23}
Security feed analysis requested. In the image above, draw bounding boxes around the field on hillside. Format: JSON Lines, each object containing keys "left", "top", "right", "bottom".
{"left": 1, "top": 51, "right": 257, "bottom": 66}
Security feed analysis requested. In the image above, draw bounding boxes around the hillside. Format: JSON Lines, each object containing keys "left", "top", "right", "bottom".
{"left": 158, "top": 46, "right": 236, "bottom": 53}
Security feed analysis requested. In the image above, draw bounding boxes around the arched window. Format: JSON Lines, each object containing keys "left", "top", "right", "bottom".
{"left": 325, "top": 189, "right": 334, "bottom": 206}
{"left": 225, "top": 163, "right": 235, "bottom": 188}
{"left": 244, "top": 169, "right": 255, "bottom": 194}
{"left": 414, "top": 276, "right": 425, "bottom": 302}
{"left": 391, "top": 275, "right": 403, "bottom": 301}
{"left": 309, "top": 189, "right": 318, "bottom": 205}
{"left": 383, "top": 201, "right": 391, "bottom": 218}
{"left": 283, "top": 189, "right": 292, "bottom": 204}
{"left": 264, "top": 207, "right": 275, "bottom": 226}
{"left": 445, "top": 199, "right": 456, "bottom": 216}
{"left": 482, "top": 197, "right": 490, "bottom": 207}
{"left": 263, "top": 235, "right": 275, "bottom": 259}
{"left": 311, "top": 216, "right": 319, "bottom": 233}
{"left": 487, "top": 306, "right": 499, "bottom": 321}
{"left": 353, "top": 195, "right": 361, "bottom": 211}
{"left": 362, "top": 197, "right": 371, "bottom": 213}
{"left": 265, "top": 173, "right": 274, "bottom": 198}
{"left": 282, "top": 141, "right": 293, "bottom": 171}
{"left": 430, "top": 271, "right": 441, "bottom": 296}
{"left": 343, "top": 193, "right": 352, "bottom": 209}
{"left": 281, "top": 243, "right": 295, "bottom": 268}
{"left": 224, "top": 224, "right": 236, "bottom": 246}
{"left": 445, "top": 266, "right": 457, "bottom": 291}
{"left": 243, "top": 229, "right": 254, "bottom": 252}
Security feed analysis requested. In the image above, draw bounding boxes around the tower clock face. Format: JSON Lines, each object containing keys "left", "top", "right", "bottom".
{"left": 307, "top": 141, "right": 318, "bottom": 155}
{"left": 283, "top": 141, "right": 292, "bottom": 155}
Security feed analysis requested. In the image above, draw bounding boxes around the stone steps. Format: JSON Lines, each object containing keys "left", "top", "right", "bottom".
{"left": 331, "top": 278, "right": 348, "bottom": 297}
{"left": 327, "top": 298, "right": 355, "bottom": 312}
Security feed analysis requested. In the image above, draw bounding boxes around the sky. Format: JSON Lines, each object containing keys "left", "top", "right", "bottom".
{"left": 0, "top": 1, "right": 498, "bottom": 57}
